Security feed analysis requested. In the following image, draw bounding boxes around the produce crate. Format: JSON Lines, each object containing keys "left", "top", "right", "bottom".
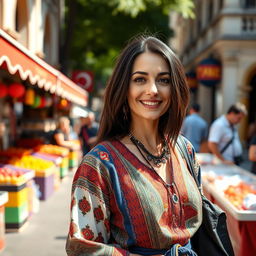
{"left": 5, "top": 202, "right": 28, "bottom": 230}
{"left": 0, "top": 192, "right": 8, "bottom": 252}
{"left": 33, "top": 166, "right": 55, "bottom": 200}
{"left": 60, "top": 157, "right": 69, "bottom": 179}
{"left": 0, "top": 184, "right": 29, "bottom": 232}
{"left": 32, "top": 152, "right": 62, "bottom": 190}
{"left": 200, "top": 163, "right": 256, "bottom": 256}
{"left": 0, "top": 166, "right": 35, "bottom": 232}
{"left": 68, "top": 150, "right": 79, "bottom": 168}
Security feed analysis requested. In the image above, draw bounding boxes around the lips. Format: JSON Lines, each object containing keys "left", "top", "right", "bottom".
{"left": 140, "top": 100, "right": 162, "bottom": 107}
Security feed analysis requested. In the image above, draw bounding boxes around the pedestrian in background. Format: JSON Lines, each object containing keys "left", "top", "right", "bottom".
{"left": 79, "top": 112, "right": 98, "bottom": 155}
{"left": 66, "top": 35, "right": 203, "bottom": 255}
{"left": 248, "top": 126, "right": 256, "bottom": 174}
{"left": 52, "top": 116, "right": 80, "bottom": 151}
{"left": 181, "top": 103, "right": 208, "bottom": 153}
{"left": 208, "top": 103, "right": 247, "bottom": 165}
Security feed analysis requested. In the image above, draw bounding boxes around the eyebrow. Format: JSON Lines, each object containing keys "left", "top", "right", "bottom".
{"left": 131, "top": 71, "right": 171, "bottom": 76}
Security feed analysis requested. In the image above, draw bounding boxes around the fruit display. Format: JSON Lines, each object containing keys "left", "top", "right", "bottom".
{"left": 202, "top": 168, "right": 256, "bottom": 212}
{"left": 0, "top": 147, "right": 32, "bottom": 158}
{"left": 9, "top": 155, "right": 54, "bottom": 176}
{"left": 16, "top": 138, "right": 43, "bottom": 148}
{"left": 0, "top": 165, "right": 34, "bottom": 185}
{"left": 224, "top": 182, "right": 256, "bottom": 210}
{"left": 34, "top": 144, "right": 69, "bottom": 157}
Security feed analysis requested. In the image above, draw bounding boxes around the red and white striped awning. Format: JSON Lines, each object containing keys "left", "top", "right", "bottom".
{"left": 0, "top": 29, "right": 88, "bottom": 106}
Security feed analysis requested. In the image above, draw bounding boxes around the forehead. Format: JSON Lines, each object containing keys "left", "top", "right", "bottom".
{"left": 132, "top": 52, "right": 169, "bottom": 72}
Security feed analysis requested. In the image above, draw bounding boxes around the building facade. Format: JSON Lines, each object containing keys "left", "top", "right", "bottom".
{"left": 0, "top": 0, "right": 62, "bottom": 66}
{"left": 0, "top": 0, "right": 87, "bottom": 149}
{"left": 170, "top": 0, "right": 256, "bottom": 141}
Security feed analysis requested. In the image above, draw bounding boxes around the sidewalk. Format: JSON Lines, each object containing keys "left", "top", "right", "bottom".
{"left": 2, "top": 171, "right": 75, "bottom": 256}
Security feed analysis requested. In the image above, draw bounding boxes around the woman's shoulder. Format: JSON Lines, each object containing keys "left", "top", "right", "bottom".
{"left": 81, "top": 140, "right": 117, "bottom": 165}
{"left": 176, "top": 134, "right": 195, "bottom": 153}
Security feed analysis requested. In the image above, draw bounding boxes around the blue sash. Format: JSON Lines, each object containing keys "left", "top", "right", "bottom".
{"left": 129, "top": 241, "right": 197, "bottom": 256}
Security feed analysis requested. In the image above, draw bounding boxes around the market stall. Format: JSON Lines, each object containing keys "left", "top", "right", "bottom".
{"left": 0, "top": 165, "right": 35, "bottom": 232}
{"left": 0, "top": 191, "right": 8, "bottom": 252}
{"left": 197, "top": 153, "right": 256, "bottom": 256}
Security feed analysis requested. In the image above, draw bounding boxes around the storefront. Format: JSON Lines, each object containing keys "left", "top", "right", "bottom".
{"left": 0, "top": 28, "right": 86, "bottom": 234}
{"left": 0, "top": 29, "right": 88, "bottom": 148}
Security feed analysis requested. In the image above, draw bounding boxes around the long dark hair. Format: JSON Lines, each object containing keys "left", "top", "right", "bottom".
{"left": 96, "top": 35, "right": 189, "bottom": 146}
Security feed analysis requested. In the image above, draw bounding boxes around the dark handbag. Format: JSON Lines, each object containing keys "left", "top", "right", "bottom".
{"left": 234, "top": 155, "right": 243, "bottom": 166}
{"left": 177, "top": 136, "right": 235, "bottom": 256}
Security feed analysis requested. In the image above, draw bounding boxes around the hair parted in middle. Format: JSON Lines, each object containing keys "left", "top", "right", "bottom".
{"left": 96, "top": 35, "right": 190, "bottom": 146}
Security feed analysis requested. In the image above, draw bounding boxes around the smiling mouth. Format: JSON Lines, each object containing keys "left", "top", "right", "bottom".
{"left": 140, "top": 100, "right": 162, "bottom": 107}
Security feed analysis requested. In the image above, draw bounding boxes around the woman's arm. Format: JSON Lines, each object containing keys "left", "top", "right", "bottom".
{"left": 208, "top": 141, "right": 234, "bottom": 165}
{"left": 249, "top": 144, "right": 256, "bottom": 162}
{"left": 66, "top": 158, "right": 130, "bottom": 256}
{"left": 54, "top": 133, "right": 80, "bottom": 150}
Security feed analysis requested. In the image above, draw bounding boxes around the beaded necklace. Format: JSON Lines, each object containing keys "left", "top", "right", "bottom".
{"left": 128, "top": 133, "right": 181, "bottom": 207}
{"left": 128, "top": 133, "right": 170, "bottom": 167}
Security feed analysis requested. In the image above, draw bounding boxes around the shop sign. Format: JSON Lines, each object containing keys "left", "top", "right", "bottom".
{"left": 186, "top": 71, "right": 198, "bottom": 92}
{"left": 72, "top": 71, "right": 94, "bottom": 92}
{"left": 196, "top": 58, "right": 221, "bottom": 87}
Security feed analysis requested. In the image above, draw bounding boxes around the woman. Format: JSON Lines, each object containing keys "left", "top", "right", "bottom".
{"left": 52, "top": 116, "right": 80, "bottom": 151}
{"left": 66, "top": 35, "right": 202, "bottom": 256}
{"left": 249, "top": 134, "right": 256, "bottom": 174}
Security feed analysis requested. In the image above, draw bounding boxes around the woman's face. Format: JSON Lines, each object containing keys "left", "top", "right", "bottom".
{"left": 127, "top": 51, "right": 171, "bottom": 124}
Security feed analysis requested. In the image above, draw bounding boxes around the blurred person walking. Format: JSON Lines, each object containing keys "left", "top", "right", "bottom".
{"left": 181, "top": 103, "right": 208, "bottom": 153}
{"left": 79, "top": 112, "right": 98, "bottom": 155}
{"left": 208, "top": 103, "right": 247, "bottom": 165}
{"left": 52, "top": 116, "right": 80, "bottom": 151}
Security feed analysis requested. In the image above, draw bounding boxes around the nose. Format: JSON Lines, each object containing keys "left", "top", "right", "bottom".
{"left": 147, "top": 80, "right": 158, "bottom": 95}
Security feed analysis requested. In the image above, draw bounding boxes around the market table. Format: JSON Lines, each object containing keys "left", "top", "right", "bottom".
{"left": 197, "top": 154, "right": 256, "bottom": 256}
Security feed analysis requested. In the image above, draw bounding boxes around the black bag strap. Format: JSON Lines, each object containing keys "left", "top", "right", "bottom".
{"left": 220, "top": 126, "right": 235, "bottom": 154}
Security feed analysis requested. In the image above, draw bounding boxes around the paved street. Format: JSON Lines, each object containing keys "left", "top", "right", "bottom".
{"left": 2, "top": 171, "right": 74, "bottom": 256}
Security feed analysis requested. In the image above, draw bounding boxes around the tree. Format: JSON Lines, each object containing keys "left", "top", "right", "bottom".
{"left": 60, "top": 0, "right": 194, "bottom": 93}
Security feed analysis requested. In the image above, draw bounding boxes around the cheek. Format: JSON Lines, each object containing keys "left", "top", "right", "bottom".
{"left": 163, "top": 88, "right": 171, "bottom": 104}
{"left": 127, "top": 86, "right": 139, "bottom": 103}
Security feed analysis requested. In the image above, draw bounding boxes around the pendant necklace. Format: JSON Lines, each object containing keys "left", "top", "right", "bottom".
{"left": 128, "top": 133, "right": 170, "bottom": 167}
{"left": 128, "top": 133, "right": 179, "bottom": 205}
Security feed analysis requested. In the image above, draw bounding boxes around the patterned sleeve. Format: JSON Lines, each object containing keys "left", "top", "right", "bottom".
{"left": 66, "top": 153, "right": 129, "bottom": 256}
{"left": 181, "top": 136, "right": 202, "bottom": 191}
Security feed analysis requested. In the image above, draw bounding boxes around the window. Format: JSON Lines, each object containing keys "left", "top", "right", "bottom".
{"left": 197, "top": 4, "right": 202, "bottom": 33}
{"left": 15, "top": 0, "right": 28, "bottom": 47}
{"left": 208, "top": 0, "right": 214, "bottom": 23}
{"left": 244, "top": 0, "right": 256, "bottom": 8}
{"left": 219, "top": 0, "right": 224, "bottom": 10}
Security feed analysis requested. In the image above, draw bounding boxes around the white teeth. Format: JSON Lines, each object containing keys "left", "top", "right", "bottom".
{"left": 141, "top": 101, "right": 160, "bottom": 106}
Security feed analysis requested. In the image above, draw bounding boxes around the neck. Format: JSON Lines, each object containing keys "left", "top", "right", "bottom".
{"left": 130, "top": 121, "right": 162, "bottom": 154}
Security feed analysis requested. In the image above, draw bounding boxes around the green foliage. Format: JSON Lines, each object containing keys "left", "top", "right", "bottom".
{"left": 64, "top": 0, "right": 194, "bottom": 92}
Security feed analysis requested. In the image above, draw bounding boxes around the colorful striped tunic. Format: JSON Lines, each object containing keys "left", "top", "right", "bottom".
{"left": 66, "top": 137, "right": 202, "bottom": 255}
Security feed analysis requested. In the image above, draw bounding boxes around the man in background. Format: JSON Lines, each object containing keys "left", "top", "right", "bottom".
{"left": 79, "top": 112, "right": 98, "bottom": 155}
{"left": 181, "top": 103, "right": 208, "bottom": 152}
{"left": 208, "top": 102, "right": 247, "bottom": 165}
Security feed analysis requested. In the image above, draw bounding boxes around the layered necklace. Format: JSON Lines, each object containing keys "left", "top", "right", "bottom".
{"left": 128, "top": 133, "right": 170, "bottom": 167}
{"left": 128, "top": 133, "right": 181, "bottom": 207}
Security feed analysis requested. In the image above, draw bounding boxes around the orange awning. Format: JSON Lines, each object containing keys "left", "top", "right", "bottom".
{"left": 0, "top": 29, "right": 88, "bottom": 106}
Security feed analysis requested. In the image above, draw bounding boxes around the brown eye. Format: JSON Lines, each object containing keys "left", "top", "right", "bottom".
{"left": 158, "top": 78, "right": 171, "bottom": 85}
{"left": 134, "top": 77, "right": 146, "bottom": 83}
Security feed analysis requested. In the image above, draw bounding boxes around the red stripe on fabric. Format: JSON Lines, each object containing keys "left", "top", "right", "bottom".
{"left": 73, "top": 163, "right": 109, "bottom": 197}
{"left": 171, "top": 149, "right": 197, "bottom": 244}
{"left": 105, "top": 141, "right": 153, "bottom": 247}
